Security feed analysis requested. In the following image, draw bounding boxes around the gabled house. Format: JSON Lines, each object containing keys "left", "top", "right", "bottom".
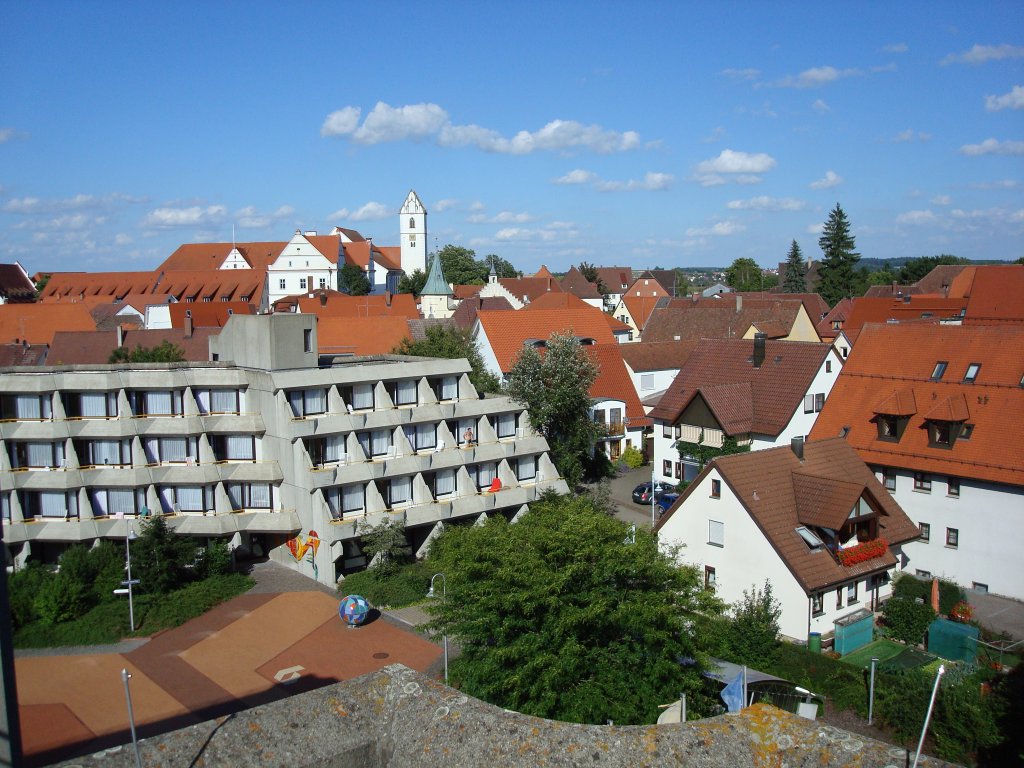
{"left": 809, "top": 323, "right": 1024, "bottom": 599}
{"left": 0, "top": 263, "right": 36, "bottom": 304}
{"left": 267, "top": 231, "right": 343, "bottom": 306}
{"left": 558, "top": 267, "right": 604, "bottom": 309}
{"left": 619, "top": 339, "right": 698, "bottom": 406}
{"left": 642, "top": 295, "right": 821, "bottom": 344}
{"left": 594, "top": 266, "right": 634, "bottom": 310}
{"left": 656, "top": 438, "right": 920, "bottom": 641}
{"left": 648, "top": 336, "right": 841, "bottom": 487}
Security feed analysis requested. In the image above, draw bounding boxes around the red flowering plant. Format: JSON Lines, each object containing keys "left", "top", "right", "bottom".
{"left": 837, "top": 538, "right": 889, "bottom": 567}
{"left": 949, "top": 600, "right": 973, "bottom": 623}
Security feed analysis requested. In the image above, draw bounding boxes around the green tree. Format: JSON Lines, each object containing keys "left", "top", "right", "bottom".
{"left": 108, "top": 340, "right": 185, "bottom": 364}
{"left": 897, "top": 255, "right": 968, "bottom": 284}
{"left": 505, "top": 332, "right": 602, "bottom": 487}
{"left": 725, "top": 258, "right": 765, "bottom": 292}
{"left": 338, "top": 263, "right": 371, "bottom": 296}
{"left": 782, "top": 240, "right": 808, "bottom": 293}
{"left": 357, "top": 516, "right": 409, "bottom": 578}
{"left": 673, "top": 268, "right": 692, "bottom": 297}
{"left": 133, "top": 515, "right": 198, "bottom": 594}
{"left": 425, "top": 493, "right": 725, "bottom": 724}
{"left": 676, "top": 431, "right": 749, "bottom": 475}
{"left": 727, "top": 580, "right": 781, "bottom": 668}
{"left": 396, "top": 268, "right": 427, "bottom": 296}
{"left": 487, "top": 255, "right": 521, "bottom": 279}
{"left": 817, "top": 203, "right": 861, "bottom": 305}
{"left": 392, "top": 324, "right": 501, "bottom": 394}
{"left": 867, "top": 261, "right": 899, "bottom": 286}
{"left": 437, "top": 245, "right": 485, "bottom": 285}
{"left": 577, "top": 261, "right": 607, "bottom": 294}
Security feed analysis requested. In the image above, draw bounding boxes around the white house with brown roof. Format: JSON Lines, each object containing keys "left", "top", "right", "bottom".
{"left": 810, "top": 323, "right": 1024, "bottom": 600}
{"left": 656, "top": 438, "right": 920, "bottom": 642}
{"left": 648, "top": 336, "right": 842, "bottom": 488}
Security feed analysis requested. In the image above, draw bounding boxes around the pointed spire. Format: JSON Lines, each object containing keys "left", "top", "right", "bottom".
{"left": 422, "top": 251, "right": 453, "bottom": 296}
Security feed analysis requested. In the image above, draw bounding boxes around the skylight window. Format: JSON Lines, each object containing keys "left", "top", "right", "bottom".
{"left": 796, "top": 526, "right": 824, "bottom": 550}
{"left": 963, "top": 363, "right": 981, "bottom": 383}
{"left": 930, "top": 361, "right": 947, "bottom": 380}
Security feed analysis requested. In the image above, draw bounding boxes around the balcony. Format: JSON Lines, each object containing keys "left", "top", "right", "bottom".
{"left": 836, "top": 538, "right": 889, "bottom": 567}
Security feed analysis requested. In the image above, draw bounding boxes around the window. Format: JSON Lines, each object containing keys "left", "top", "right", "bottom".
{"left": 947, "top": 477, "right": 960, "bottom": 497}
{"left": 359, "top": 429, "right": 393, "bottom": 458}
{"left": 299, "top": 278, "right": 307, "bottom": 290}
{"left": 195, "top": 388, "right": 241, "bottom": 415}
{"left": 160, "top": 485, "right": 212, "bottom": 514}
{"left": 79, "top": 439, "right": 131, "bottom": 467}
{"left": 963, "top": 363, "right": 980, "bottom": 383}
{"left": 928, "top": 421, "right": 953, "bottom": 447}
{"left": 815, "top": 393, "right": 825, "bottom": 412}
{"left": 663, "top": 459, "right": 672, "bottom": 476}
{"left": 704, "top": 566, "right": 716, "bottom": 588}
{"left": 9, "top": 441, "right": 65, "bottom": 469}
{"left": 349, "top": 383, "right": 374, "bottom": 411}
{"left": 919, "top": 522, "right": 931, "bottom": 542}
{"left": 435, "top": 376, "right": 458, "bottom": 401}
{"left": 391, "top": 380, "right": 418, "bottom": 406}
{"left": 946, "top": 528, "right": 959, "bottom": 548}
{"left": 710, "top": 479, "right": 721, "bottom": 498}
{"left": 915, "top": 569, "right": 932, "bottom": 578}
{"left": 129, "top": 390, "right": 184, "bottom": 417}
{"left": 326, "top": 485, "right": 362, "bottom": 517}
{"left": 883, "top": 468, "right": 896, "bottom": 492}
{"left": 959, "top": 424, "right": 974, "bottom": 440}
{"left": 210, "top": 435, "right": 255, "bottom": 462}
{"left": 91, "top": 488, "right": 138, "bottom": 517}
{"left": 434, "top": 469, "right": 456, "bottom": 498}
{"left": 0, "top": 394, "right": 51, "bottom": 421}
{"left": 319, "top": 278, "right": 327, "bottom": 289}
{"left": 303, "top": 329, "right": 312, "bottom": 353}
{"left": 143, "top": 437, "right": 197, "bottom": 464}
{"left": 930, "top": 361, "right": 948, "bottom": 380}
{"left": 674, "top": 461, "right": 682, "bottom": 479}
{"left": 409, "top": 216, "right": 415, "bottom": 229}
{"left": 836, "top": 589, "right": 844, "bottom": 610}
{"left": 279, "top": 279, "right": 286, "bottom": 290}
{"left": 476, "top": 462, "right": 497, "bottom": 491}
{"left": 877, "top": 415, "right": 900, "bottom": 441}
{"left": 674, "top": 425, "right": 681, "bottom": 439}
{"left": 516, "top": 455, "right": 537, "bottom": 481}
{"left": 388, "top": 476, "right": 412, "bottom": 507}
{"left": 708, "top": 520, "right": 724, "bottom": 547}
{"left": 847, "top": 581, "right": 858, "bottom": 605}
{"left": 662, "top": 424, "right": 673, "bottom": 438}
{"left": 641, "top": 374, "right": 654, "bottom": 391}
{"left": 403, "top": 422, "right": 436, "bottom": 452}
{"left": 495, "top": 413, "right": 517, "bottom": 438}
{"left": 913, "top": 472, "right": 931, "bottom": 492}
{"left": 804, "top": 394, "right": 815, "bottom": 414}
{"left": 812, "top": 593, "right": 824, "bottom": 616}
{"left": 65, "top": 392, "right": 117, "bottom": 418}
{"left": 226, "top": 483, "right": 272, "bottom": 510}
{"left": 826, "top": 360, "right": 832, "bottom": 373}
{"left": 288, "top": 388, "right": 327, "bottom": 417}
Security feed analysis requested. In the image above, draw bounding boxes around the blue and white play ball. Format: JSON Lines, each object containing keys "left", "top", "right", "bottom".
{"left": 339, "top": 594, "right": 371, "bottom": 627}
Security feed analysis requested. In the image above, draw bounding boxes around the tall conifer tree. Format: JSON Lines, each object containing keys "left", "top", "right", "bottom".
{"left": 817, "top": 203, "right": 860, "bottom": 305}
{"left": 782, "top": 240, "right": 807, "bottom": 293}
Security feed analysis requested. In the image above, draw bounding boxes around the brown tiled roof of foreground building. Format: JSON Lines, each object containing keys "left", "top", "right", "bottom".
{"left": 47, "top": 328, "right": 217, "bottom": 365}
{"left": 0, "top": 302, "right": 97, "bottom": 345}
{"left": 476, "top": 308, "right": 616, "bottom": 373}
{"left": 649, "top": 338, "right": 831, "bottom": 435}
{"left": 657, "top": 438, "right": 920, "bottom": 592}
{"left": 810, "top": 323, "right": 1024, "bottom": 488}
{"left": 642, "top": 298, "right": 806, "bottom": 343}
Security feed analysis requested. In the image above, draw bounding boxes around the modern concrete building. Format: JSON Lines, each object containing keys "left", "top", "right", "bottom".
{"left": 0, "top": 314, "right": 567, "bottom": 585}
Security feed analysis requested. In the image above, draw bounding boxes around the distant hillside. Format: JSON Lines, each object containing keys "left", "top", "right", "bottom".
{"left": 857, "top": 257, "right": 1012, "bottom": 271}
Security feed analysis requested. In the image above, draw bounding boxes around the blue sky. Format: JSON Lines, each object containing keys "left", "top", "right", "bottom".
{"left": 1, "top": 2, "right": 1021, "bottom": 276}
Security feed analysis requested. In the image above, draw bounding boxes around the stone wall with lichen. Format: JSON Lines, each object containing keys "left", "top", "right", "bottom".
{"left": 55, "top": 664, "right": 956, "bottom": 767}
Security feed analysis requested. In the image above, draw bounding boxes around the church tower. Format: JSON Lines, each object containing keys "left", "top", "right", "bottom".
{"left": 419, "top": 250, "right": 454, "bottom": 319}
{"left": 400, "top": 190, "right": 427, "bottom": 275}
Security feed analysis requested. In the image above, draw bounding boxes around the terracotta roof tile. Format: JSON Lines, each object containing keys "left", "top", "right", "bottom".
{"left": 499, "top": 276, "right": 563, "bottom": 303}
{"left": 523, "top": 292, "right": 592, "bottom": 311}
{"left": 453, "top": 285, "right": 484, "bottom": 300}
{"left": 450, "top": 296, "right": 514, "bottom": 329}
{"left": 657, "top": 438, "right": 920, "bottom": 592}
{"left": 648, "top": 338, "right": 831, "bottom": 436}
{"left": 0, "top": 342, "right": 47, "bottom": 366}
{"left": 963, "top": 265, "right": 1024, "bottom": 323}
{"left": 315, "top": 316, "right": 411, "bottom": 356}
{"left": 594, "top": 267, "right": 634, "bottom": 292}
{"left": 153, "top": 270, "right": 264, "bottom": 303}
{"left": 47, "top": 328, "right": 216, "bottom": 365}
{"left": 642, "top": 299, "right": 805, "bottom": 343}
{"left": 809, "top": 323, "right": 1024, "bottom": 488}
{"left": 157, "top": 241, "right": 285, "bottom": 272}
{"left": 273, "top": 291, "right": 420, "bottom": 319}
{"left": 168, "top": 301, "right": 257, "bottom": 328}
{"left": 476, "top": 308, "right": 617, "bottom": 373}
{"left": 39, "top": 272, "right": 161, "bottom": 301}
{"left": 874, "top": 387, "right": 917, "bottom": 416}
{"left": 558, "top": 267, "right": 603, "bottom": 299}
{"left": 816, "top": 298, "right": 854, "bottom": 339}
{"left": 619, "top": 340, "right": 698, "bottom": 373}
{"left": 923, "top": 393, "right": 970, "bottom": 422}
{"left": 0, "top": 303, "right": 97, "bottom": 345}
{"left": 619, "top": 296, "right": 663, "bottom": 332}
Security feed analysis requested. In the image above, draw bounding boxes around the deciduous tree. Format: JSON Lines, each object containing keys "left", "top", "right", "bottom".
{"left": 108, "top": 341, "right": 185, "bottom": 364}
{"left": 817, "top": 203, "right": 861, "bottom": 305}
{"left": 393, "top": 324, "right": 500, "bottom": 394}
{"left": 338, "top": 263, "right": 371, "bottom": 296}
{"left": 725, "top": 258, "right": 775, "bottom": 292}
{"left": 425, "top": 493, "right": 725, "bottom": 724}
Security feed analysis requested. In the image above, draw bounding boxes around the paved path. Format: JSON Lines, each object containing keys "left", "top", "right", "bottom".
{"left": 965, "top": 590, "right": 1024, "bottom": 642}
{"left": 15, "top": 560, "right": 443, "bottom": 766}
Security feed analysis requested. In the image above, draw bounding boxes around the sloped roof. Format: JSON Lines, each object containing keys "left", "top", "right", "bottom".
{"left": 533, "top": 265, "right": 556, "bottom": 279}
{"left": 476, "top": 308, "right": 617, "bottom": 373}
{"left": 585, "top": 344, "right": 651, "bottom": 426}
{"left": 38, "top": 272, "right": 162, "bottom": 301}
{"left": 816, "top": 298, "right": 854, "bottom": 339}
{"left": 453, "top": 285, "right": 484, "bottom": 300}
{"left": 923, "top": 393, "right": 970, "bottom": 422}
{"left": 450, "top": 296, "right": 514, "bottom": 329}
{"left": 168, "top": 301, "right": 257, "bottom": 328}
{"left": 153, "top": 270, "right": 264, "bottom": 303}
{"left": 0, "top": 303, "right": 97, "bottom": 345}
{"left": 809, "top": 323, "right": 1024, "bottom": 488}
{"left": 499, "top": 276, "right": 563, "bottom": 303}
{"left": 523, "top": 292, "right": 592, "bottom": 311}
{"left": 863, "top": 264, "right": 972, "bottom": 298}
{"left": 0, "top": 263, "right": 36, "bottom": 300}
{"left": 594, "top": 266, "right": 634, "bottom": 292}
{"left": 421, "top": 250, "right": 453, "bottom": 296}
{"left": 342, "top": 241, "right": 402, "bottom": 272}
{"left": 624, "top": 275, "right": 670, "bottom": 299}
{"left": 157, "top": 241, "right": 284, "bottom": 272}
{"left": 47, "top": 328, "right": 216, "bottom": 365}
{"left": 0, "top": 343, "right": 47, "bottom": 366}
{"left": 558, "top": 267, "right": 603, "bottom": 299}
{"left": 620, "top": 296, "right": 663, "bottom": 332}
{"left": 873, "top": 387, "right": 917, "bottom": 416}
{"left": 315, "top": 316, "right": 411, "bottom": 356}
{"left": 657, "top": 438, "right": 920, "bottom": 592}
{"left": 638, "top": 269, "right": 677, "bottom": 296}
{"left": 963, "top": 265, "right": 1024, "bottom": 324}
{"left": 619, "top": 340, "right": 698, "bottom": 373}
{"left": 642, "top": 299, "right": 805, "bottom": 343}
{"left": 843, "top": 296, "right": 968, "bottom": 341}
{"left": 648, "top": 338, "right": 832, "bottom": 436}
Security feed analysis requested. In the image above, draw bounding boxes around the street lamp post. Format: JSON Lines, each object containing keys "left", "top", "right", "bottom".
{"left": 651, "top": 464, "right": 657, "bottom": 526}
{"left": 114, "top": 525, "right": 140, "bottom": 632}
{"left": 426, "top": 572, "right": 448, "bottom": 685}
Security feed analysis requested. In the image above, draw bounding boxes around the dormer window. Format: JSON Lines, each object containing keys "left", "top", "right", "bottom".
{"left": 928, "top": 420, "right": 954, "bottom": 448}
{"left": 963, "top": 363, "right": 980, "bottom": 383}
{"left": 876, "top": 414, "right": 907, "bottom": 442}
{"left": 930, "top": 361, "right": 947, "bottom": 381}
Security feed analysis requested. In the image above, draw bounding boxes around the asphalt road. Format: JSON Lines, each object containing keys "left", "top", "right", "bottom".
{"left": 590, "top": 465, "right": 665, "bottom": 529}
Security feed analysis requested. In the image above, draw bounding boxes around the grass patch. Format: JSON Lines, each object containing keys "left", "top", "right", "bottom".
{"left": 337, "top": 561, "right": 433, "bottom": 609}
{"left": 14, "top": 573, "right": 253, "bottom": 649}
{"left": 839, "top": 639, "right": 907, "bottom": 669}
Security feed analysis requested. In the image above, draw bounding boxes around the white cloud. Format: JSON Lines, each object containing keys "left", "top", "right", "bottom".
{"left": 882, "top": 43, "right": 908, "bottom": 53}
{"left": 726, "top": 196, "right": 805, "bottom": 211}
{"left": 0, "top": 127, "right": 15, "bottom": 143}
{"left": 702, "top": 126, "right": 726, "bottom": 143}
{"left": 806, "top": 223, "right": 824, "bottom": 235}
{"left": 812, "top": 99, "right": 831, "bottom": 114}
{"left": 143, "top": 205, "right": 227, "bottom": 229}
{"left": 721, "top": 68, "right": 760, "bottom": 80}
{"left": 320, "top": 106, "right": 362, "bottom": 137}
{"left": 494, "top": 224, "right": 570, "bottom": 243}
{"left": 695, "top": 150, "right": 776, "bottom": 187}
{"left": 773, "top": 66, "right": 861, "bottom": 89}
{"left": 685, "top": 220, "right": 745, "bottom": 237}
{"left": 891, "top": 128, "right": 931, "bottom": 143}
{"left": 960, "top": 138, "right": 1024, "bottom": 156}
{"left": 896, "top": 210, "right": 937, "bottom": 225}
{"left": 941, "top": 44, "right": 1024, "bottom": 65}
{"left": 114, "top": 233, "right": 133, "bottom": 246}
{"left": 329, "top": 201, "right": 391, "bottom": 222}
{"left": 931, "top": 195, "right": 952, "bottom": 206}
{"left": 969, "top": 179, "right": 1018, "bottom": 190}
{"left": 433, "top": 198, "right": 458, "bottom": 212}
{"left": 234, "top": 204, "right": 294, "bottom": 229}
{"left": 985, "top": 85, "right": 1024, "bottom": 111}
{"left": 554, "top": 169, "right": 598, "bottom": 185}
{"left": 322, "top": 101, "right": 642, "bottom": 155}
{"left": 809, "top": 170, "right": 843, "bottom": 190}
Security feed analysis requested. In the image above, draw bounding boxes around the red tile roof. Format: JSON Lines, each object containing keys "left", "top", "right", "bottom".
{"left": 649, "top": 338, "right": 832, "bottom": 437}
{"left": 619, "top": 340, "right": 698, "bottom": 373}
{"left": 450, "top": 296, "right": 514, "bottom": 329}
{"left": 0, "top": 342, "right": 48, "bottom": 366}
{"left": 624, "top": 276, "right": 670, "bottom": 299}
{"left": 499, "top": 276, "right": 563, "bottom": 303}
{"left": 843, "top": 296, "right": 968, "bottom": 342}
{"left": 315, "top": 316, "right": 412, "bottom": 356}
{"left": 558, "top": 267, "right": 603, "bottom": 299}
{"left": 809, "top": 323, "right": 1024, "bottom": 488}
{"left": 594, "top": 267, "right": 634, "bottom": 293}
{"left": 585, "top": 345, "right": 650, "bottom": 426}
{"left": 38, "top": 272, "right": 162, "bottom": 301}
{"left": 0, "top": 263, "right": 36, "bottom": 300}
{"left": 453, "top": 285, "right": 484, "bottom": 300}
{"left": 523, "top": 292, "right": 593, "bottom": 311}
{"left": 657, "top": 438, "right": 920, "bottom": 592}
{"left": 342, "top": 241, "right": 401, "bottom": 272}
{"left": 619, "top": 296, "right": 662, "bottom": 332}
{"left": 816, "top": 298, "right": 854, "bottom": 339}
{"left": 153, "top": 270, "right": 264, "bottom": 304}
{"left": 273, "top": 291, "right": 420, "bottom": 319}
{"left": 168, "top": 301, "right": 257, "bottom": 328}
{"left": 0, "top": 303, "right": 97, "bottom": 345}
{"left": 476, "top": 308, "right": 617, "bottom": 373}
{"left": 642, "top": 299, "right": 806, "bottom": 343}
{"left": 157, "top": 241, "right": 285, "bottom": 272}
{"left": 47, "top": 328, "right": 216, "bottom": 365}
{"left": 963, "top": 265, "right": 1024, "bottom": 324}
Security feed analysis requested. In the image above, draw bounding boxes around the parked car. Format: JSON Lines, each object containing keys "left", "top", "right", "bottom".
{"left": 655, "top": 492, "right": 680, "bottom": 516}
{"left": 632, "top": 481, "right": 675, "bottom": 504}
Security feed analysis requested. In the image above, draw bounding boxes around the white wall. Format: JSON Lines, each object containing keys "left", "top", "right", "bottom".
{"left": 878, "top": 469, "right": 1024, "bottom": 600}
{"left": 627, "top": 365, "right": 680, "bottom": 403}
{"left": 750, "top": 349, "right": 842, "bottom": 450}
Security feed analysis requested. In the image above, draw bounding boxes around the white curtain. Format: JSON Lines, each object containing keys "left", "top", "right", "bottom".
{"left": 325, "top": 436, "right": 344, "bottom": 462}
{"left": 109, "top": 489, "right": 136, "bottom": 516}
{"left": 195, "top": 389, "right": 211, "bottom": 414}
{"left": 440, "top": 376, "right": 457, "bottom": 400}
{"left": 211, "top": 389, "right": 237, "bottom": 413}
{"left": 162, "top": 438, "right": 187, "bottom": 462}
{"left": 396, "top": 380, "right": 417, "bottom": 405}
{"left": 357, "top": 432, "right": 371, "bottom": 458}
{"left": 371, "top": 430, "right": 391, "bottom": 456}
{"left": 417, "top": 423, "right": 436, "bottom": 450}
{"left": 227, "top": 484, "right": 243, "bottom": 509}
{"left": 517, "top": 455, "right": 536, "bottom": 480}
{"left": 146, "top": 391, "right": 172, "bottom": 415}
{"left": 305, "top": 389, "right": 326, "bottom": 414}
{"left": 40, "top": 491, "right": 66, "bottom": 518}
{"left": 80, "top": 392, "right": 108, "bottom": 417}
{"left": 390, "top": 476, "right": 411, "bottom": 505}
{"left": 250, "top": 483, "right": 271, "bottom": 508}
{"left": 288, "top": 391, "right": 303, "bottom": 417}
{"left": 497, "top": 413, "right": 516, "bottom": 438}
{"left": 352, "top": 383, "right": 373, "bottom": 410}
{"left": 26, "top": 443, "right": 53, "bottom": 467}
{"left": 93, "top": 440, "right": 123, "bottom": 465}
{"left": 478, "top": 463, "right": 496, "bottom": 488}
{"left": 227, "top": 435, "right": 254, "bottom": 460}
{"left": 435, "top": 470, "right": 455, "bottom": 496}
{"left": 342, "top": 484, "right": 363, "bottom": 513}
{"left": 15, "top": 395, "right": 42, "bottom": 419}
{"left": 176, "top": 486, "right": 203, "bottom": 511}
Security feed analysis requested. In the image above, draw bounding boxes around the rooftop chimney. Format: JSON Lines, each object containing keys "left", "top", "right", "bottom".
{"left": 752, "top": 332, "right": 767, "bottom": 368}
{"left": 307, "top": 274, "right": 314, "bottom": 299}
{"left": 116, "top": 325, "right": 124, "bottom": 348}
{"left": 320, "top": 292, "right": 327, "bottom": 307}
{"left": 736, "top": 294, "right": 743, "bottom": 313}
{"left": 791, "top": 436, "right": 804, "bottom": 460}
{"left": 184, "top": 315, "right": 194, "bottom": 339}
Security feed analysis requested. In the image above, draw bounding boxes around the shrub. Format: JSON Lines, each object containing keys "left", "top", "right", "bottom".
{"left": 139, "top": 574, "right": 253, "bottom": 632}
{"left": 338, "top": 561, "right": 432, "bottom": 609}
{"left": 7, "top": 563, "right": 50, "bottom": 630}
{"left": 882, "top": 596, "right": 935, "bottom": 645}
{"left": 621, "top": 446, "right": 645, "bottom": 469}
{"left": 728, "top": 580, "right": 781, "bottom": 668}
{"left": 133, "top": 515, "right": 198, "bottom": 594}
{"left": 33, "top": 574, "right": 90, "bottom": 625}
{"left": 892, "top": 573, "right": 964, "bottom": 615}
{"left": 194, "top": 539, "right": 233, "bottom": 579}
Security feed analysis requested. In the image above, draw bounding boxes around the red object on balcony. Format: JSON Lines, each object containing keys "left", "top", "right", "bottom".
{"left": 837, "top": 538, "right": 889, "bottom": 567}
